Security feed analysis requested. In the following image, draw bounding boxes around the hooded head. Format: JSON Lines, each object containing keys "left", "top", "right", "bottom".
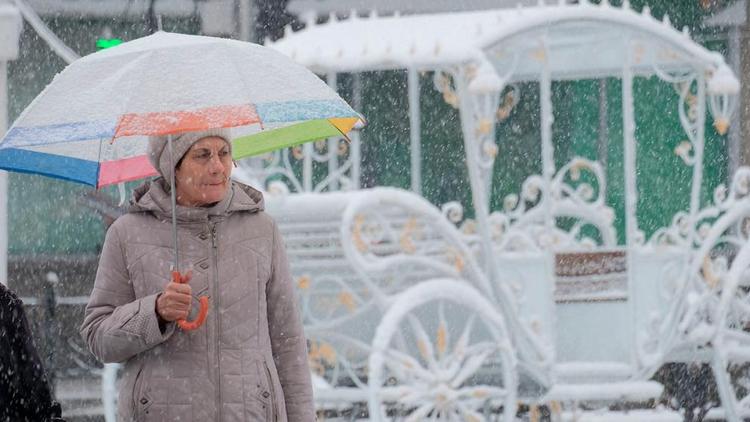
{"left": 147, "top": 128, "right": 232, "bottom": 186}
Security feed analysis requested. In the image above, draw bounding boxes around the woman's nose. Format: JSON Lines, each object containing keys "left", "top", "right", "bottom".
{"left": 207, "top": 154, "right": 224, "bottom": 172}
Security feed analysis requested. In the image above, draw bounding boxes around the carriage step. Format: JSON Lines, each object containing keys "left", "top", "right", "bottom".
{"left": 544, "top": 380, "right": 663, "bottom": 403}
{"left": 703, "top": 406, "right": 750, "bottom": 420}
{"left": 553, "top": 362, "right": 634, "bottom": 384}
{"left": 560, "top": 409, "right": 681, "bottom": 422}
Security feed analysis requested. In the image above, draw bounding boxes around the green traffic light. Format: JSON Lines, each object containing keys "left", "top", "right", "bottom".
{"left": 96, "top": 38, "right": 122, "bottom": 50}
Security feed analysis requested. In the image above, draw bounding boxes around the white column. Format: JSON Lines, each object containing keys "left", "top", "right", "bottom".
{"left": 622, "top": 43, "right": 640, "bottom": 370}
{"left": 455, "top": 71, "right": 496, "bottom": 282}
{"left": 303, "top": 142, "right": 313, "bottom": 192}
{"left": 742, "top": 0, "right": 750, "bottom": 167}
{"left": 622, "top": 46, "right": 639, "bottom": 247}
{"left": 689, "top": 74, "right": 706, "bottom": 239}
{"left": 351, "top": 73, "right": 362, "bottom": 189}
{"left": 728, "top": 26, "right": 741, "bottom": 175}
{"left": 0, "top": 3, "right": 21, "bottom": 287}
{"left": 327, "top": 72, "right": 338, "bottom": 191}
{"left": 408, "top": 67, "right": 422, "bottom": 194}
{"left": 0, "top": 61, "right": 7, "bottom": 286}
{"left": 238, "top": 0, "right": 254, "bottom": 42}
{"left": 539, "top": 45, "right": 555, "bottom": 230}
{"left": 598, "top": 78, "right": 609, "bottom": 186}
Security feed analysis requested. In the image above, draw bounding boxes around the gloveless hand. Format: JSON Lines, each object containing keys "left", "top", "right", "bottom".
{"left": 156, "top": 273, "right": 193, "bottom": 322}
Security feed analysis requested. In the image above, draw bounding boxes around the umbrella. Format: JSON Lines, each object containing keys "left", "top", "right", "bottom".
{"left": 0, "top": 31, "right": 361, "bottom": 187}
{"left": 0, "top": 31, "right": 362, "bottom": 329}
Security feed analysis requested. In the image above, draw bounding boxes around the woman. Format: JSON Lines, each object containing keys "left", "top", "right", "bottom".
{"left": 81, "top": 129, "right": 314, "bottom": 421}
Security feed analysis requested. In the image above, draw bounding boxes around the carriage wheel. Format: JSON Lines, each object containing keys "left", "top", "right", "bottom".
{"left": 711, "top": 284, "right": 750, "bottom": 421}
{"left": 710, "top": 241, "right": 750, "bottom": 422}
{"left": 367, "top": 279, "right": 518, "bottom": 422}
{"left": 712, "top": 353, "right": 750, "bottom": 422}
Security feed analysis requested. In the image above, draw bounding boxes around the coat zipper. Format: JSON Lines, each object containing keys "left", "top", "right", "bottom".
{"left": 211, "top": 222, "right": 222, "bottom": 421}
{"left": 263, "top": 361, "right": 278, "bottom": 422}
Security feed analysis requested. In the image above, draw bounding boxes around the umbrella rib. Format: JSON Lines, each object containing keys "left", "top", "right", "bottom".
{"left": 111, "top": 50, "right": 156, "bottom": 139}
{"left": 95, "top": 135, "right": 104, "bottom": 188}
{"left": 224, "top": 42, "right": 259, "bottom": 131}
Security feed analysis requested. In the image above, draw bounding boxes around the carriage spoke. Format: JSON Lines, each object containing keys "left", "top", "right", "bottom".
{"left": 454, "top": 315, "right": 476, "bottom": 357}
{"left": 438, "top": 301, "right": 450, "bottom": 359}
{"left": 442, "top": 315, "right": 478, "bottom": 378}
{"left": 455, "top": 401, "right": 486, "bottom": 422}
{"left": 385, "top": 348, "right": 433, "bottom": 381}
{"left": 404, "top": 403, "right": 437, "bottom": 422}
{"left": 451, "top": 349, "right": 495, "bottom": 388}
{"left": 408, "top": 314, "right": 440, "bottom": 371}
{"left": 458, "top": 385, "right": 509, "bottom": 401}
{"left": 397, "top": 386, "right": 431, "bottom": 407}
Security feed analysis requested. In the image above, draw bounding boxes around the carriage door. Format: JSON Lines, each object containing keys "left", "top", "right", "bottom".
{"left": 554, "top": 250, "right": 632, "bottom": 365}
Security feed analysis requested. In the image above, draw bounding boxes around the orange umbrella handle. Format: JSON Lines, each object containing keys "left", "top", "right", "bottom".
{"left": 171, "top": 270, "right": 209, "bottom": 331}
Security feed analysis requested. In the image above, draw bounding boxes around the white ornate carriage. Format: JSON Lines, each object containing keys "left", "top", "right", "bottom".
{"left": 237, "top": 2, "right": 750, "bottom": 421}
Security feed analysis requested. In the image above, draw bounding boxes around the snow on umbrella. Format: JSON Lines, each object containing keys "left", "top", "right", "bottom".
{"left": 0, "top": 31, "right": 361, "bottom": 187}
{"left": 0, "top": 31, "right": 362, "bottom": 330}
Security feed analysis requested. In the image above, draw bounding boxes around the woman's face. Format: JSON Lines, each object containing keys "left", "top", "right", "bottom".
{"left": 175, "top": 136, "right": 233, "bottom": 207}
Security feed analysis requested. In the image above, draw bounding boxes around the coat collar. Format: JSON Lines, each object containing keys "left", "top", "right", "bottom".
{"left": 129, "top": 178, "right": 264, "bottom": 222}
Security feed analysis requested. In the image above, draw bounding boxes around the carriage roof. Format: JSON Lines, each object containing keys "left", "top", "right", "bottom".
{"left": 268, "top": 1, "right": 737, "bottom": 91}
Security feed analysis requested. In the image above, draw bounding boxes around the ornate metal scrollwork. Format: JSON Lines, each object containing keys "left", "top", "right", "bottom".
{"left": 455, "top": 158, "right": 617, "bottom": 252}
{"left": 236, "top": 135, "right": 357, "bottom": 194}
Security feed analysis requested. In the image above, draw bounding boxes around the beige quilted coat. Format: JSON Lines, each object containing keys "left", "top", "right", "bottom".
{"left": 81, "top": 179, "right": 314, "bottom": 421}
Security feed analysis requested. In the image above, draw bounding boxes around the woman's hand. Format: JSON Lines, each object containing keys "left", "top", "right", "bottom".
{"left": 156, "top": 275, "right": 193, "bottom": 322}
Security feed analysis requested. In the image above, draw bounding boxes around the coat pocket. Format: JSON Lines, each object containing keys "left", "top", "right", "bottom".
{"left": 132, "top": 362, "right": 153, "bottom": 421}
{"left": 262, "top": 360, "right": 279, "bottom": 422}
{"left": 243, "top": 373, "right": 273, "bottom": 421}
{"left": 244, "top": 396, "right": 272, "bottom": 421}
{"left": 116, "top": 363, "right": 139, "bottom": 421}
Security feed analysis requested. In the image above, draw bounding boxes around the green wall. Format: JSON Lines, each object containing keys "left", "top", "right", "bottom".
{"left": 351, "top": 2, "right": 733, "bottom": 245}
{"left": 356, "top": 71, "right": 728, "bottom": 246}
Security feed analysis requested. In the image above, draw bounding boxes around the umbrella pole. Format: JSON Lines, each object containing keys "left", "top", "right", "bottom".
{"left": 167, "top": 134, "right": 179, "bottom": 271}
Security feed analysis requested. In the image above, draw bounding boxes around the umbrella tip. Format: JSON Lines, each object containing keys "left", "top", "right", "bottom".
{"left": 157, "top": 15, "right": 164, "bottom": 31}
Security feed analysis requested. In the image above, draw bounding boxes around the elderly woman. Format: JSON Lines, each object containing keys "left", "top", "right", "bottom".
{"left": 81, "top": 129, "right": 314, "bottom": 421}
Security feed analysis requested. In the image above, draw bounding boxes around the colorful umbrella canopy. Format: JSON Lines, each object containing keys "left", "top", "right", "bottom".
{"left": 0, "top": 31, "right": 361, "bottom": 188}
